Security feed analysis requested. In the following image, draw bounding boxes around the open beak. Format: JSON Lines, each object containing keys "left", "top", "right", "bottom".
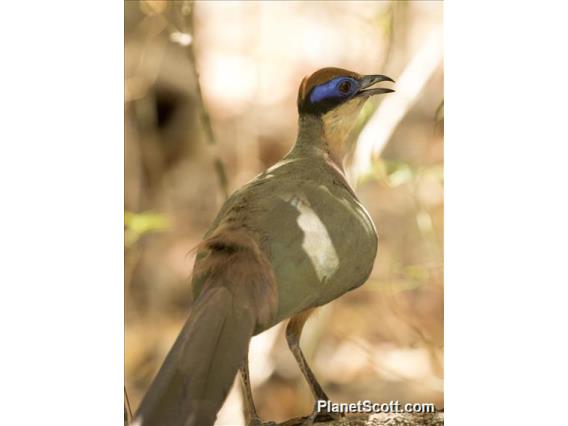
{"left": 357, "top": 74, "right": 395, "bottom": 97}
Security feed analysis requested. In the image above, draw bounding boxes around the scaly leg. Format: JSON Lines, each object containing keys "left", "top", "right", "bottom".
{"left": 286, "top": 310, "right": 342, "bottom": 425}
{"left": 240, "top": 352, "right": 276, "bottom": 426}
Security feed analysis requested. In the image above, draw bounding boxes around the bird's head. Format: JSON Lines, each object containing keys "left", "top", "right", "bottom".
{"left": 296, "top": 67, "right": 394, "bottom": 163}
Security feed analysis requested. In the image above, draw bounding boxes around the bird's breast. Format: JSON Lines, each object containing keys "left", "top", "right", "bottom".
{"left": 252, "top": 179, "right": 378, "bottom": 324}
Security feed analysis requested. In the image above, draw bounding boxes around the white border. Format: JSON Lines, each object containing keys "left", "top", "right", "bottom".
{"left": 0, "top": 2, "right": 123, "bottom": 424}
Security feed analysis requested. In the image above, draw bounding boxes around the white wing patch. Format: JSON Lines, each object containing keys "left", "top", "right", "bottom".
{"left": 285, "top": 194, "right": 339, "bottom": 281}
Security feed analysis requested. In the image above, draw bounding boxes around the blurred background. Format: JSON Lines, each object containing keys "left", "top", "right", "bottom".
{"left": 124, "top": 1, "right": 443, "bottom": 424}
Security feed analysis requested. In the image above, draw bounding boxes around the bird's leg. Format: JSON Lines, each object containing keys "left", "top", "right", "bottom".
{"left": 286, "top": 310, "right": 343, "bottom": 425}
{"left": 240, "top": 352, "right": 276, "bottom": 426}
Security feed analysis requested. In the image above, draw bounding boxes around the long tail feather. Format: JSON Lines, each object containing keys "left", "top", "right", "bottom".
{"left": 134, "top": 227, "right": 278, "bottom": 426}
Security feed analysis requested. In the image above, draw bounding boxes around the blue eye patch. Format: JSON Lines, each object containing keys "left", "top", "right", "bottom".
{"left": 309, "top": 77, "right": 360, "bottom": 104}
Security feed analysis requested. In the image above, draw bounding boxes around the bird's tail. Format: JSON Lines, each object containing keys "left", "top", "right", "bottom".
{"left": 134, "top": 227, "right": 278, "bottom": 426}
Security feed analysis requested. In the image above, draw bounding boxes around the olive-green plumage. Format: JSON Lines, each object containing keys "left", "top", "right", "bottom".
{"left": 199, "top": 115, "right": 378, "bottom": 328}
{"left": 134, "top": 68, "right": 393, "bottom": 426}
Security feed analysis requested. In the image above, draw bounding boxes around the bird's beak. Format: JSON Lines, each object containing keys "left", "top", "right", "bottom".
{"left": 357, "top": 74, "right": 395, "bottom": 97}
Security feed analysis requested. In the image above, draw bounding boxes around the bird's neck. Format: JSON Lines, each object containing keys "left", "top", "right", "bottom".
{"left": 289, "top": 114, "right": 349, "bottom": 172}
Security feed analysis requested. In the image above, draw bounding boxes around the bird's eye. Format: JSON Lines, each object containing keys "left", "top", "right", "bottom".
{"left": 338, "top": 80, "right": 352, "bottom": 94}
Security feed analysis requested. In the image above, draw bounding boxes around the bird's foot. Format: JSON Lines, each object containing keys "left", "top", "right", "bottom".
{"left": 248, "top": 414, "right": 277, "bottom": 426}
{"left": 301, "top": 400, "right": 343, "bottom": 426}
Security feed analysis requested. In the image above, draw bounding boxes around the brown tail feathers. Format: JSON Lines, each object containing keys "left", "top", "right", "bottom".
{"left": 134, "top": 227, "right": 278, "bottom": 426}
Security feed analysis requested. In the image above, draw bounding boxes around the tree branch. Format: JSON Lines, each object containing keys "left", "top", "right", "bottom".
{"left": 179, "top": 0, "right": 230, "bottom": 199}
{"left": 279, "top": 412, "right": 444, "bottom": 426}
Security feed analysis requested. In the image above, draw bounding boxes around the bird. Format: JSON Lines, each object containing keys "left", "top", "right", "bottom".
{"left": 133, "top": 67, "right": 395, "bottom": 426}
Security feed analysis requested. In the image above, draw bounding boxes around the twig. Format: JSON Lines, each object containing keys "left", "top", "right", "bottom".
{"left": 140, "top": 0, "right": 230, "bottom": 198}
{"left": 179, "top": 0, "right": 230, "bottom": 199}
{"left": 124, "top": 385, "right": 133, "bottom": 424}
